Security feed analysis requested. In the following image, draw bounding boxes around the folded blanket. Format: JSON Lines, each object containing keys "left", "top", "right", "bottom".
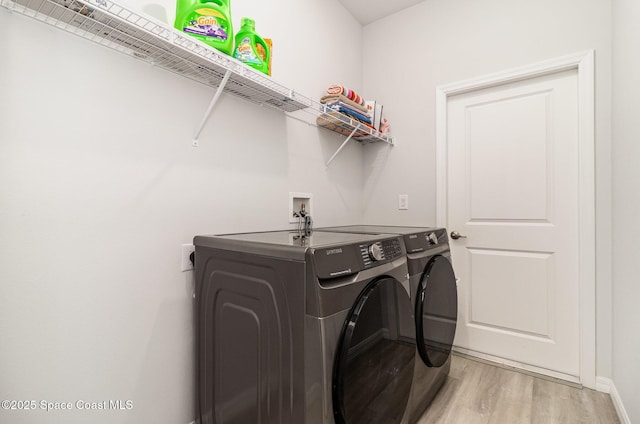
{"left": 326, "top": 84, "right": 365, "bottom": 106}
{"left": 320, "top": 94, "right": 369, "bottom": 113}
{"left": 325, "top": 100, "right": 371, "bottom": 117}
{"left": 325, "top": 103, "right": 372, "bottom": 125}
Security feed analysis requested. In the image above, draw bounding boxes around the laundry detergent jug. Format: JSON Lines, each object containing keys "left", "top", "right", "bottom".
{"left": 233, "top": 18, "right": 270, "bottom": 75}
{"left": 174, "top": 0, "right": 233, "bottom": 55}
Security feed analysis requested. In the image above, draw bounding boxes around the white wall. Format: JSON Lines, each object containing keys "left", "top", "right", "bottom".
{"left": 361, "top": 0, "right": 613, "bottom": 379}
{"left": 0, "top": 0, "right": 364, "bottom": 422}
{"left": 612, "top": 0, "right": 640, "bottom": 421}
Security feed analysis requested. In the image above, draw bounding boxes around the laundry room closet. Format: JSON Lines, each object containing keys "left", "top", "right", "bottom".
{"left": 1, "top": 0, "right": 639, "bottom": 423}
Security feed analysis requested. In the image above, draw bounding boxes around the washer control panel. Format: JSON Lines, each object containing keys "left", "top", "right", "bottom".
{"left": 360, "top": 238, "right": 403, "bottom": 269}
{"left": 313, "top": 237, "right": 404, "bottom": 279}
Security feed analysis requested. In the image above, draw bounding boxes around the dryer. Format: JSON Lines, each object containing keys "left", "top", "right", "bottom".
{"left": 317, "top": 226, "right": 458, "bottom": 422}
{"left": 194, "top": 229, "right": 416, "bottom": 424}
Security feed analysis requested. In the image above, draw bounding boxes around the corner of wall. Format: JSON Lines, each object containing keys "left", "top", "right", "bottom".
{"left": 597, "top": 377, "right": 632, "bottom": 424}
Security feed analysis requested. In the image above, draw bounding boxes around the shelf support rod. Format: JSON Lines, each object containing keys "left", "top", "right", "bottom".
{"left": 326, "top": 123, "right": 361, "bottom": 167}
{"left": 192, "top": 70, "right": 232, "bottom": 145}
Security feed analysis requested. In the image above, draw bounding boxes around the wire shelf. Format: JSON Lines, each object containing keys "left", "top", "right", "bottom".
{"left": 2, "top": 0, "right": 393, "bottom": 149}
{"left": 3, "top": 0, "right": 311, "bottom": 112}
{"left": 315, "top": 103, "right": 393, "bottom": 144}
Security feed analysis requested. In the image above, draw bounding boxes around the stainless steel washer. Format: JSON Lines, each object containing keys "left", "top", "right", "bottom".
{"left": 194, "top": 230, "right": 416, "bottom": 424}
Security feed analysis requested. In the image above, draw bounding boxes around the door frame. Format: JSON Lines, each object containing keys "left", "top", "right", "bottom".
{"left": 435, "top": 50, "right": 596, "bottom": 389}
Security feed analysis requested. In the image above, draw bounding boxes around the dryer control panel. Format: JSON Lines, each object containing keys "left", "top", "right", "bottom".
{"left": 403, "top": 228, "right": 448, "bottom": 253}
{"left": 313, "top": 237, "right": 404, "bottom": 279}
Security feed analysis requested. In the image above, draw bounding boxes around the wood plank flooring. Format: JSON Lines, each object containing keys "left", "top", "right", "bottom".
{"left": 418, "top": 355, "right": 620, "bottom": 424}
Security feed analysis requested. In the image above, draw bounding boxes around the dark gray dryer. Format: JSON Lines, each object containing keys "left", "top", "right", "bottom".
{"left": 317, "top": 226, "right": 458, "bottom": 423}
{"left": 194, "top": 230, "right": 416, "bottom": 424}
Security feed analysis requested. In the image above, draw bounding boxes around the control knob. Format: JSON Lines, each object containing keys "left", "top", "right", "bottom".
{"left": 368, "top": 243, "right": 384, "bottom": 261}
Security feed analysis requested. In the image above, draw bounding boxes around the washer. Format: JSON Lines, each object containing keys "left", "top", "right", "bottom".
{"left": 317, "top": 226, "right": 458, "bottom": 422}
{"left": 194, "top": 230, "right": 416, "bottom": 424}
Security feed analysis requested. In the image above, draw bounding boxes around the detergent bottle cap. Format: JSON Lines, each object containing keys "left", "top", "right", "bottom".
{"left": 241, "top": 17, "right": 255, "bottom": 29}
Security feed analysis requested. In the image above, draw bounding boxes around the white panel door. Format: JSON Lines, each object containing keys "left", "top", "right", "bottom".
{"left": 447, "top": 69, "right": 580, "bottom": 380}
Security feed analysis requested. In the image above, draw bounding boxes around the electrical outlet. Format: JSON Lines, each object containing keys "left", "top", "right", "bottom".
{"left": 399, "top": 194, "right": 409, "bottom": 210}
{"left": 181, "top": 244, "right": 195, "bottom": 272}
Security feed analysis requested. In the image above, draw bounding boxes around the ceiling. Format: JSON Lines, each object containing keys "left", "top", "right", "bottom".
{"left": 337, "top": 0, "right": 425, "bottom": 25}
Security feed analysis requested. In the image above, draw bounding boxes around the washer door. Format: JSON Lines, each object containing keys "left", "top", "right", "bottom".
{"left": 332, "top": 277, "right": 415, "bottom": 424}
{"left": 416, "top": 255, "right": 458, "bottom": 367}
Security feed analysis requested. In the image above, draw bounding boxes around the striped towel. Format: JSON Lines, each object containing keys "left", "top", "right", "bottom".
{"left": 327, "top": 84, "right": 365, "bottom": 106}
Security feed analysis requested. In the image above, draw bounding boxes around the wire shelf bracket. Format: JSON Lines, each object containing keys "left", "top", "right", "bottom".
{"left": 325, "top": 123, "right": 361, "bottom": 167}
{"left": 192, "top": 69, "right": 231, "bottom": 146}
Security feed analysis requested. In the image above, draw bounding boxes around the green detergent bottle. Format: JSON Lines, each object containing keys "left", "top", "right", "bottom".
{"left": 174, "top": 0, "right": 233, "bottom": 55}
{"left": 233, "top": 18, "right": 270, "bottom": 75}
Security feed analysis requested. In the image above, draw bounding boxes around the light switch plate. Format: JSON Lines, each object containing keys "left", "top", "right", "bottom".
{"left": 399, "top": 194, "right": 409, "bottom": 210}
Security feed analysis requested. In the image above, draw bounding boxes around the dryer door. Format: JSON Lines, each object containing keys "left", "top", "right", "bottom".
{"left": 332, "top": 277, "right": 415, "bottom": 424}
{"left": 416, "top": 255, "right": 458, "bottom": 367}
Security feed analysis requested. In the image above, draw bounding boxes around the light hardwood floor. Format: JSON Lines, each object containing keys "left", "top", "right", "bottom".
{"left": 418, "top": 355, "right": 620, "bottom": 424}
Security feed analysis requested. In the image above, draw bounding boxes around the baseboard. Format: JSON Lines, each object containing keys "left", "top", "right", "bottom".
{"left": 595, "top": 376, "right": 611, "bottom": 393}
{"left": 598, "top": 378, "right": 632, "bottom": 424}
{"left": 452, "top": 346, "right": 581, "bottom": 387}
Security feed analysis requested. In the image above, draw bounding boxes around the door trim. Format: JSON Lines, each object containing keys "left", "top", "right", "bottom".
{"left": 435, "top": 50, "right": 596, "bottom": 389}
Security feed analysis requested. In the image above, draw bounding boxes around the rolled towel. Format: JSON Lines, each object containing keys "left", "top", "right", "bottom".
{"left": 379, "top": 117, "right": 391, "bottom": 135}
{"left": 326, "top": 84, "right": 343, "bottom": 95}
{"left": 327, "top": 84, "right": 365, "bottom": 106}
